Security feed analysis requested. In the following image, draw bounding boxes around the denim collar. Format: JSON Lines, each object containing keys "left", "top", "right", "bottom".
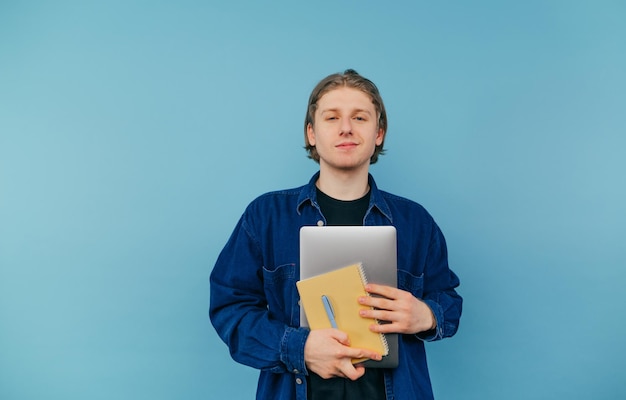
{"left": 296, "top": 171, "right": 393, "bottom": 223}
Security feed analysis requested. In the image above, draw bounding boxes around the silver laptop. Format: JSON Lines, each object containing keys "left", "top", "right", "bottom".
{"left": 299, "top": 225, "right": 398, "bottom": 368}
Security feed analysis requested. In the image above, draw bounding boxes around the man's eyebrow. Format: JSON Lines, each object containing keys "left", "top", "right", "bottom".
{"left": 319, "top": 108, "right": 373, "bottom": 115}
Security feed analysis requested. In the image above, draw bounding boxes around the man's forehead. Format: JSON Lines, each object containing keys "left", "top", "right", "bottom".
{"left": 317, "top": 88, "right": 375, "bottom": 112}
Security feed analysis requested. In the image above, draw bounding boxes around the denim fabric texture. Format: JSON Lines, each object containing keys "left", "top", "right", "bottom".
{"left": 210, "top": 172, "right": 462, "bottom": 400}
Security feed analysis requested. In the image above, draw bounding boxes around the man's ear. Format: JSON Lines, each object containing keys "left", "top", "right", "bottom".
{"left": 306, "top": 123, "right": 316, "bottom": 146}
{"left": 375, "top": 128, "right": 385, "bottom": 146}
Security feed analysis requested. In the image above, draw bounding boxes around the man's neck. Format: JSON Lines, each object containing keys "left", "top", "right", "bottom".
{"left": 316, "top": 165, "right": 370, "bottom": 201}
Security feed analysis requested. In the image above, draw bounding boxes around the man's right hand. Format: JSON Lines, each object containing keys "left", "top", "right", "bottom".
{"left": 303, "top": 328, "right": 382, "bottom": 380}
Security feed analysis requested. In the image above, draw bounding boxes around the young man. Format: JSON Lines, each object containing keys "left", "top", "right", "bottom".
{"left": 210, "top": 69, "right": 462, "bottom": 400}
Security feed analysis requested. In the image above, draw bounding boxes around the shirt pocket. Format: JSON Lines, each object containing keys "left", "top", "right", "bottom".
{"left": 262, "top": 263, "right": 299, "bottom": 326}
{"left": 398, "top": 269, "right": 424, "bottom": 299}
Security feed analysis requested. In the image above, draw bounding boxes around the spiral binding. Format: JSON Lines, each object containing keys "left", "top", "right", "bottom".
{"left": 356, "top": 262, "right": 390, "bottom": 356}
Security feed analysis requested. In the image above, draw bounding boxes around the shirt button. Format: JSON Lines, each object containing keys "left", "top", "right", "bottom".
{"left": 296, "top": 378, "right": 303, "bottom": 385}
{"left": 317, "top": 220, "right": 324, "bottom": 226}
{"left": 293, "top": 369, "right": 299, "bottom": 374}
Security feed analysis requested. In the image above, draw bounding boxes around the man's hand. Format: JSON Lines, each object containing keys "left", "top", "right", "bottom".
{"left": 304, "top": 328, "right": 382, "bottom": 380}
{"left": 358, "top": 284, "right": 436, "bottom": 334}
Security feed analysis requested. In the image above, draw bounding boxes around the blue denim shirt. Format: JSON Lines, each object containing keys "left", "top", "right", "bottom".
{"left": 210, "top": 173, "right": 462, "bottom": 400}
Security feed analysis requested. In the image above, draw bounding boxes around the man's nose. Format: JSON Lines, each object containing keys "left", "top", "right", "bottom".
{"left": 339, "top": 118, "right": 352, "bottom": 135}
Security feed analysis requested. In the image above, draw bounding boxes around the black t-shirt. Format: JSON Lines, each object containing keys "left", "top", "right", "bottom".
{"left": 306, "top": 187, "right": 386, "bottom": 400}
{"left": 315, "top": 187, "right": 370, "bottom": 227}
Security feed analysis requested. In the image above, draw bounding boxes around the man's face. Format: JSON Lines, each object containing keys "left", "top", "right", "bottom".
{"left": 307, "top": 87, "right": 384, "bottom": 174}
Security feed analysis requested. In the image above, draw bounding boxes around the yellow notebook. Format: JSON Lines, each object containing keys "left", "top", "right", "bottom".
{"left": 296, "top": 263, "right": 389, "bottom": 363}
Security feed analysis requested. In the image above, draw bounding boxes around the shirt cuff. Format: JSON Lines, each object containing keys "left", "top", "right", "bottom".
{"left": 280, "top": 326, "right": 310, "bottom": 375}
{"left": 417, "top": 299, "right": 444, "bottom": 341}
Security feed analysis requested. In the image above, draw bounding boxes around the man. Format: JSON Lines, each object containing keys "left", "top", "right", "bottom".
{"left": 210, "top": 69, "right": 462, "bottom": 399}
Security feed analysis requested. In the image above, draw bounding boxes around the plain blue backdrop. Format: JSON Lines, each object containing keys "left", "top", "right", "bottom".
{"left": 1, "top": 1, "right": 625, "bottom": 399}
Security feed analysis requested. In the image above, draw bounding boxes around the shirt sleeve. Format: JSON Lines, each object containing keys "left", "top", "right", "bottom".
{"left": 209, "top": 213, "right": 309, "bottom": 374}
{"left": 416, "top": 221, "right": 462, "bottom": 342}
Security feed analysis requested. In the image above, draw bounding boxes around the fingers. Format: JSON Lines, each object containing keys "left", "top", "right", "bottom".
{"left": 360, "top": 284, "right": 407, "bottom": 316}
{"left": 358, "top": 285, "right": 436, "bottom": 334}
{"left": 345, "top": 346, "right": 383, "bottom": 363}
{"left": 366, "top": 320, "right": 399, "bottom": 334}
{"left": 343, "top": 363, "right": 366, "bottom": 381}
{"left": 318, "top": 361, "right": 366, "bottom": 381}
{"left": 364, "top": 283, "right": 401, "bottom": 299}
{"left": 327, "top": 328, "right": 351, "bottom": 346}
{"left": 325, "top": 335, "right": 383, "bottom": 364}
{"left": 359, "top": 303, "right": 396, "bottom": 322}
{"left": 331, "top": 348, "right": 381, "bottom": 381}
{"left": 304, "top": 329, "right": 382, "bottom": 380}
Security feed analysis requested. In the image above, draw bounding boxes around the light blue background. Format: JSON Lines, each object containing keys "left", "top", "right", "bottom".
{"left": 1, "top": 1, "right": 625, "bottom": 399}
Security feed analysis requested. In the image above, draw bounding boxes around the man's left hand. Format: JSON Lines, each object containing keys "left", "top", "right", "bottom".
{"left": 358, "top": 284, "right": 436, "bottom": 335}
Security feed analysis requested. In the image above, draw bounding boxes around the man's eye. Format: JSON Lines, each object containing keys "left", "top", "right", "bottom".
{"left": 354, "top": 116, "right": 366, "bottom": 121}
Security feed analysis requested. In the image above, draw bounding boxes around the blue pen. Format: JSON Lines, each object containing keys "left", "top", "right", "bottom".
{"left": 321, "top": 295, "right": 338, "bottom": 329}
